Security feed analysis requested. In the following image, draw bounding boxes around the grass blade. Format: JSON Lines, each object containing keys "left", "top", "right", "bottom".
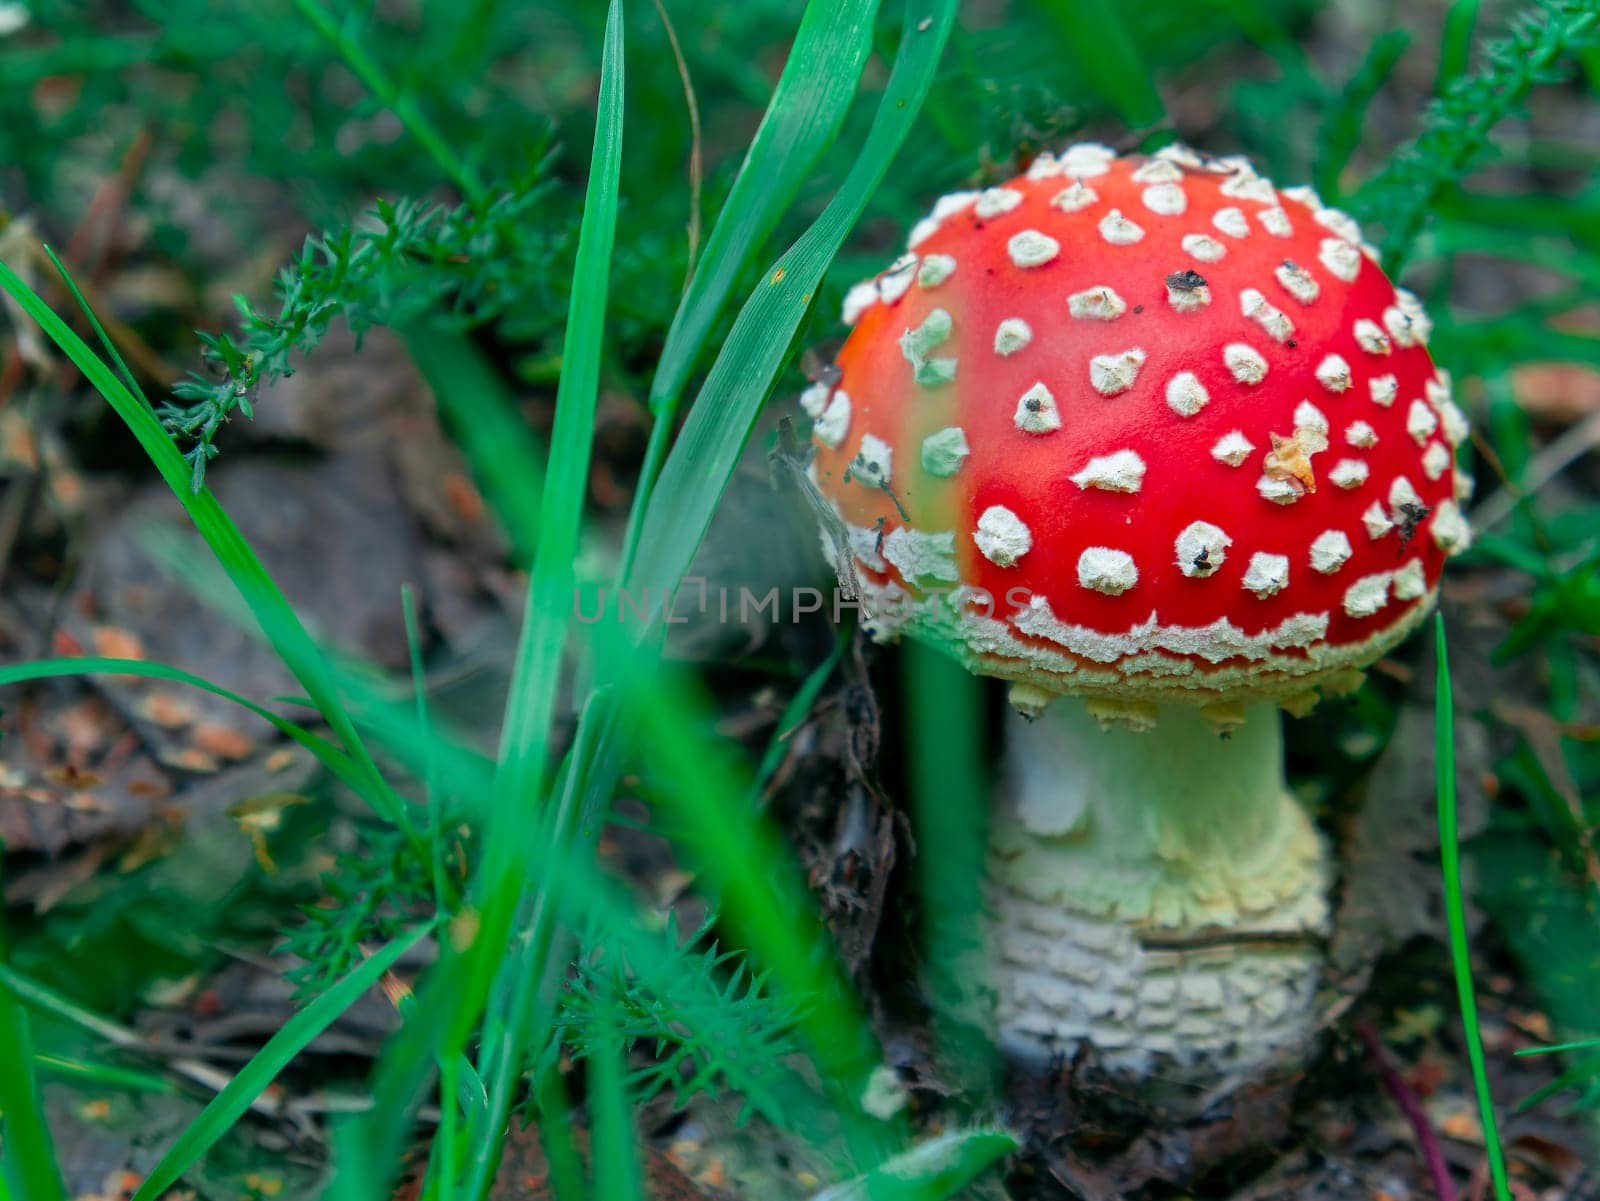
{"left": 1030, "top": 0, "right": 1166, "bottom": 129}
{"left": 588, "top": 988, "right": 643, "bottom": 1201}
{"left": 0, "top": 257, "right": 416, "bottom": 848}
{"left": 290, "top": 0, "right": 484, "bottom": 200}
{"left": 127, "top": 922, "right": 434, "bottom": 1201}
{"left": 625, "top": 0, "right": 958, "bottom": 613}
{"left": 804, "top": 1127, "right": 1018, "bottom": 1201}
{"left": 0, "top": 656, "right": 360, "bottom": 790}
{"left": 1435, "top": 614, "right": 1512, "bottom": 1200}
{"left": 0, "top": 921, "right": 65, "bottom": 1201}
{"left": 624, "top": 0, "right": 880, "bottom": 567}
{"left": 337, "top": 3, "right": 625, "bottom": 1192}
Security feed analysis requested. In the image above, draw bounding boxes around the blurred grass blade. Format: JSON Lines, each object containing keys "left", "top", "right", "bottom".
{"left": 626, "top": 0, "right": 959, "bottom": 612}
{"left": 291, "top": 0, "right": 484, "bottom": 200}
{"left": 588, "top": 988, "right": 643, "bottom": 1201}
{"left": 129, "top": 922, "right": 434, "bottom": 1201}
{"left": 1314, "top": 30, "right": 1411, "bottom": 202}
{"left": 0, "top": 923, "right": 66, "bottom": 1201}
{"left": 1437, "top": 0, "right": 1482, "bottom": 91}
{"left": 805, "top": 1127, "right": 1018, "bottom": 1201}
{"left": 1435, "top": 615, "right": 1512, "bottom": 1201}
{"left": 0, "top": 257, "right": 415, "bottom": 846}
{"left": 406, "top": 328, "right": 546, "bottom": 566}
{"left": 1516, "top": 1049, "right": 1600, "bottom": 1112}
{"left": 1029, "top": 0, "right": 1166, "bottom": 130}
{"left": 626, "top": 0, "right": 880, "bottom": 563}
{"left": 903, "top": 640, "right": 995, "bottom": 1091}
{"left": 0, "top": 657, "right": 360, "bottom": 790}
{"left": 338, "top": 3, "right": 625, "bottom": 1193}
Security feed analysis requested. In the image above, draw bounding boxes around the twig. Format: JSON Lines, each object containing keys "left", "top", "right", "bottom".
{"left": 1357, "top": 1019, "right": 1459, "bottom": 1201}
{"left": 651, "top": 0, "right": 703, "bottom": 287}
{"left": 1470, "top": 408, "right": 1600, "bottom": 531}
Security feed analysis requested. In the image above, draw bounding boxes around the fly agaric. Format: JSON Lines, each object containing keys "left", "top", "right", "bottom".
{"left": 800, "top": 143, "right": 1471, "bottom": 1080}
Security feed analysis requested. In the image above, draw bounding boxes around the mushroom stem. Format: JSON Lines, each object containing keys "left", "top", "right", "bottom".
{"left": 988, "top": 699, "right": 1330, "bottom": 1078}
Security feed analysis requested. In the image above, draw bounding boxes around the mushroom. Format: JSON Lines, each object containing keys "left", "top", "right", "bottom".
{"left": 802, "top": 145, "right": 1472, "bottom": 1081}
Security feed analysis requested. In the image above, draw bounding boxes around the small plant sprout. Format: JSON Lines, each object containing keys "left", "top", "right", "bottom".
{"left": 802, "top": 145, "right": 1473, "bottom": 1082}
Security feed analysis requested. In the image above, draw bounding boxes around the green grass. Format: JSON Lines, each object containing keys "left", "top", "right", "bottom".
{"left": 2, "top": 0, "right": 1600, "bottom": 1195}
{"left": 1435, "top": 615, "right": 1512, "bottom": 1201}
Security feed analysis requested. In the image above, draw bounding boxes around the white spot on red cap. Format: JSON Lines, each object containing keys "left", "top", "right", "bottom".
{"left": 814, "top": 392, "right": 851, "bottom": 448}
{"left": 1166, "top": 372, "right": 1210, "bottom": 416}
{"left": 1242, "top": 553, "right": 1290, "bottom": 598}
{"left": 799, "top": 381, "right": 831, "bottom": 418}
{"left": 842, "top": 282, "right": 878, "bottom": 325}
{"left": 1318, "top": 238, "right": 1361, "bottom": 283}
{"left": 1393, "top": 559, "right": 1427, "bottom": 600}
{"left": 1211, "top": 430, "right": 1253, "bottom": 466}
{"left": 878, "top": 255, "right": 918, "bottom": 303}
{"left": 1008, "top": 230, "right": 1060, "bottom": 268}
{"left": 882, "top": 528, "right": 959, "bottom": 584}
{"left": 1422, "top": 442, "right": 1452, "bottom": 480}
{"left": 992, "top": 319, "right": 1030, "bottom": 356}
{"left": 1224, "top": 343, "right": 1269, "bottom": 385}
{"left": 918, "top": 255, "right": 956, "bottom": 288}
{"left": 1221, "top": 171, "right": 1277, "bottom": 203}
{"left": 1077, "top": 547, "right": 1138, "bottom": 595}
{"left": 1275, "top": 260, "right": 1320, "bottom": 305}
{"left": 1330, "top": 459, "right": 1370, "bottom": 489}
{"left": 1382, "top": 305, "right": 1418, "bottom": 347}
{"left": 1131, "top": 159, "right": 1183, "bottom": 184}
{"left": 1068, "top": 286, "right": 1129, "bottom": 320}
{"left": 1370, "top": 374, "right": 1398, "bottom": 407}
{"left": 1090, "top": 349, "right": 1146, "bottom": 396}
{"left": 1345, "top": 420, "right": 1378, "bottom": 448}
{"left": 907, "top": 217, "right": 941, "bottom": 249}
{"left": 1097, "top": 209, "right": 1145, "bottom": 245}
{"left": 1314, "top": 207, "right": 1362, "bottom": 242}
{"left": 994, "top": 318, "right": 1032, "bottom": 356}
{"left": 920, "top": 427, "right": 969, "bottom": 477}
{"left": 931, "top": 191, "right": 979, "bottom": 222}
{"left": 1256, "top": 476, "right": 1303, "bottom": 505}
{"left": 1362, "top": 502, "right": 1394, "bottom": 539}
{"left": 974, "top": 187, "right": 1025, "bottom": 219}
{"left": 1315, "top": 354, "right": 1351, "bottom": 393}
{"left": 1388, "top": 476, "right": 1422, "bottom": 512}
{"left": 1353, "top": 318, "right": 1392, "bottom": 355}
{"left": 1257, "top": 207, "right": 1293, "bottom": 237}
{"left": 1070, "top": 449, "right": 1146, "bottom": 493}
{"left": 1309, "top": 530, "right": 1353, "bottom": 574}
{"left": 1343, "top": 572, "right": 1392, "bottom": 618}
{"left": 1181, "top": 234, "right": 1226, "bottom": 262}
{"left": 1241, "top": 289, "right": 1294, "bottom": 342}
{"left": 1015, "top": 382, "right": 1062, "bottom": 433}
{"left": 1060, "top": 143, "right": 1115, "bottom": 176}
{"left": 1166, "top": 272, "right": 1211, "bottom": 312}
{"left": 1397, "top": 288, "right": 1434, "bottom": 345}
{"left": 1051, "top": 182, "right": 1099, "bottom": 213}
{"left": 1280, "top": 184, "right": 1324, "bottom": 209}
{"left": 852, "top": 435, "right": 893, "bottom": 485}
{"left": 1175, "top": 521, "right": 1231, "bottom": 577}
{"left": 975, "top": 506, "right": 1031, "bottom": 566}
{"left": 1026, "top": 152, "right": 1063, "bottom": 180}
{"left": 1431, "top": 501, "right": 1472, "bottom": 555}
{"left": 1141, "top": 183, "right": 1187, "bottom": 215}
{"left": 1212, "top": 207, "right": 1250, "bottom": 238}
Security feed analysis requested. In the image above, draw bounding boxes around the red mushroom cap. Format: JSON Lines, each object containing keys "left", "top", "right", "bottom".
{"left": 804, "top": 144, "right": 1472, "bottom": 710}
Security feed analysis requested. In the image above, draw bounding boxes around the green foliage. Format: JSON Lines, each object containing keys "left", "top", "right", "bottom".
{"left": 552, "top": 916, "right": 806, "bottom": 1125}
{"left": 8, "top": 0, "right": 1600, "bottom": 1194}
{"left": 1351, "top": 0, "right": 1600, "bottom": 270}
{"left": 281, "top": 825, "right": 444, "bottom": 1002}
{"left": 161, "top": 173, "right": 565, "bottom": 488}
